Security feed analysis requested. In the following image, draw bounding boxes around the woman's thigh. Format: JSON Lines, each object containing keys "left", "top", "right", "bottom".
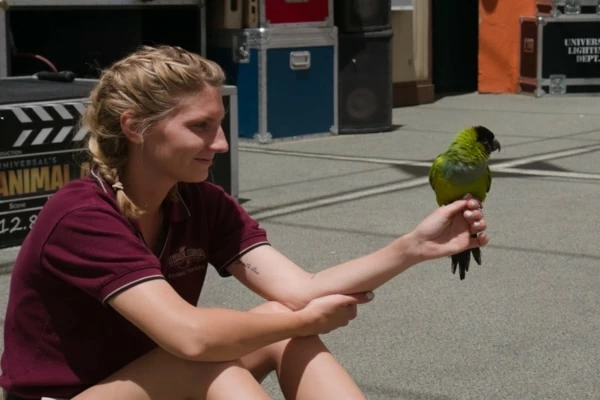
{"left": 72, "top": 346, "right": 271, "bottom": 400}
{"left": 71, "top": 302, "right": 289, "bottom": 400}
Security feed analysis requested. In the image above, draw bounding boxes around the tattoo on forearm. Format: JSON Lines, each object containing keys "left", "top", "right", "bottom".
{"left": 244, "top": 262, "right": 259, "bottom": 275}
{"left": 234, "top": 260, "right": 259, "bottom": 275}
{"left": 246, "top": 263, "right": 259, "bottom": 275}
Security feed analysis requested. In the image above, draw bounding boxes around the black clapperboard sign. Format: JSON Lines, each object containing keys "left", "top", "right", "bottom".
{"left": 0, "top": 101, "right": 91, "bottom": 248}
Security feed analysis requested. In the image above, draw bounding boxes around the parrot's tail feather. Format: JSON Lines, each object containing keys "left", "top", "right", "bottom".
{"left": 469, "top": 233, "right": 482, "bottom": 265}
{"left": 451, "top": 250, "right": 471, "bottom": 280}
{"left": 451, "top": 248, "right": 483, "bottom": 280}
{"left": 472, "top": 247, "right": 482, "bottom": 265}
{"left": 451, "top": 256, "right": 458, "bottom": 275}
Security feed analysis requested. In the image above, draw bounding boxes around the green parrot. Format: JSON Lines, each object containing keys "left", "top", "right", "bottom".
{"left": 428, "top": 126, "right": 501, "bottom": 280}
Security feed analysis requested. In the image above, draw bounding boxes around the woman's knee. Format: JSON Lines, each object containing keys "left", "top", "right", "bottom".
{"left": 242, "top": 302, "right": 323, "bottom": 377}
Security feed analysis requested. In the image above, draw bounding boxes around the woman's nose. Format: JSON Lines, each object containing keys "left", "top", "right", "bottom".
{"left": 210, "top": 126, "right": 229, "bottom": 153}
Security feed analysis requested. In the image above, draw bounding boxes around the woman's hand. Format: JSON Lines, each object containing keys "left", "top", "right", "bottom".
{"left": 296, "top": 292, "right": 374, "bottom": 336}
{"left": 408, "top": 195, "right": 489, "bottom": 262}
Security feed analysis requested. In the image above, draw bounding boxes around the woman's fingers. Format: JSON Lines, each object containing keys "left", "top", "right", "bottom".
{"left": 476, "top": 232, "right": 490, "bottom": 247}
{"left": 470, "top": 219, "right": 487, "bottom": 235}
{"left": 463, "top": 209, "right": 483, "bottom": 222}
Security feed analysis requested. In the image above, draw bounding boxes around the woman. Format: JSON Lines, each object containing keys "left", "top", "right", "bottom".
{"left": 0, "top": 45, "right": 489, "bottom": 400}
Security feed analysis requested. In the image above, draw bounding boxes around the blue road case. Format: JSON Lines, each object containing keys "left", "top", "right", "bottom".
{"left": 208, "top": 26, "right": 338, "bottom": 143}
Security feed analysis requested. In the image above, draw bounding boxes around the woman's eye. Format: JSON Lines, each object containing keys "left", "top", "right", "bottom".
{"left": 192, "top": 123, "right": 208, "bottom": 131}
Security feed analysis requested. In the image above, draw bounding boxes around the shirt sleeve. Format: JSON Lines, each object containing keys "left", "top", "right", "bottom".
{"left": 200, "top": 183, "right": 270, "bottom": 276}
{"left": 41, "top": 204, "right": 164, "bottom": 304}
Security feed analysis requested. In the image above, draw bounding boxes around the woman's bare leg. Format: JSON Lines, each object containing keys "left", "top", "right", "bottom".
{"left": 72, "top": 347, "right": 270, "bottom": 400}
{"left": 242, "top": 302, "right": 367, "bottom": 400}
{"left": 73, "top": 301, "right": 365, "bottom": 400}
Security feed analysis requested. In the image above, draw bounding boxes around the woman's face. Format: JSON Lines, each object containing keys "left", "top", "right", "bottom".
{"left": 139, "top": 85, "right": 229, "bottom": 184}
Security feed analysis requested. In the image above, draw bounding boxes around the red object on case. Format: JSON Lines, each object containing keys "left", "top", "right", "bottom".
{"left": 263, "top": 0, "right": 331, "bottom": 25}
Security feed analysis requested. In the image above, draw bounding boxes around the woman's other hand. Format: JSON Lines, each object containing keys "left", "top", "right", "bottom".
{"left": 296, "top": 292, "right": 374, "bottom": 336}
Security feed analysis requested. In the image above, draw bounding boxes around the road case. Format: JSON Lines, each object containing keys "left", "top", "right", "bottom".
{"left": 0, "top": 0, "right": 206, "bottom": 78}
{"left": 253, "top": 0, "right": 333, "bottom": 28}
{"left": 519, "top": 15, "right": 600, "bottom": 97}
{"left": 536, "top": 0, "right": 600, "bottom": 16}
{"left": 208, "top": 26, "right": 338, "bottom": 143}
{"left": 208, "top": 0, "right": 333, "bottom": 29}
{"left": 0, "top": 77, "right": 239, "bottom": 249}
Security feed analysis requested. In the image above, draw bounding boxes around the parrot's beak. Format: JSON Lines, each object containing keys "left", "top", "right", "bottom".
{"left": 492, "top": 139, "right": 501, "bottom": 153}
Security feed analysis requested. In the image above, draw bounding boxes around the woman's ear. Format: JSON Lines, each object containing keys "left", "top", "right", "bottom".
{"left": 120, "top": 110, "right": 144, "bottom": 144}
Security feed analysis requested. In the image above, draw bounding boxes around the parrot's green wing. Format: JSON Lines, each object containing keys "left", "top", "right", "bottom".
{"left": 486, "top": 166, "right": 492, "bottom": 193}
{"left": 429, "top": 154, "right": 444, "bottom": 191}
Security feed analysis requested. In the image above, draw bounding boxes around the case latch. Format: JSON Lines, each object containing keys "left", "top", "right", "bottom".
{"left": 232, "top": 31, "right": 250, "bottom": 64}
{"left": 549, "top": 74, "right": 567, "bottom": 95}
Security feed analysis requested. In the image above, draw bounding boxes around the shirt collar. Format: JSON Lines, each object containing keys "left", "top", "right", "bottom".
{"left": 164, "top": 188, "right": 192, "bottom": 223}
{"left": 89, "top": 170, "right": 191, "bottom": 223}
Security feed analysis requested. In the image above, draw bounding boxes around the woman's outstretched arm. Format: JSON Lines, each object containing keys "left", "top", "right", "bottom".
{"left": 228, "top": 197, "right": 488, "bottom": 309}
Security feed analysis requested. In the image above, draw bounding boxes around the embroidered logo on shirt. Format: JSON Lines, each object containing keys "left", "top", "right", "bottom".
{"left": 165, "top": 246, "right": 208, "bottom": 279}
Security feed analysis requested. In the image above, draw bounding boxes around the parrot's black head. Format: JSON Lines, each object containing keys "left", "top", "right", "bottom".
{"left": 475, "top": 126, "right": 501, "bottom": 154}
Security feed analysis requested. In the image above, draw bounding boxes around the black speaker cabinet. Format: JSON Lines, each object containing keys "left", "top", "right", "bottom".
{"left": 338, "top": 29, "right": 393, "bottom": 134}
{"left": 334, "top": 0, "right": 391, "bottom": 33}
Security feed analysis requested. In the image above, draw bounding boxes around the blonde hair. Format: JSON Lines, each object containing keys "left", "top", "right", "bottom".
{"left": 82, "top": 45, "right": 225, "bottom": 218}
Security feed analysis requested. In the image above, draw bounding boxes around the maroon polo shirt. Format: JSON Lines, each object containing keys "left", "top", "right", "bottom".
{"left": 0, "top": 174, "right": 269, "bottom": 399}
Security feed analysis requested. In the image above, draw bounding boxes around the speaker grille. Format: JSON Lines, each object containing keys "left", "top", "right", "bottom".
{"left": 338, "top": 29, "right": 393, "bottom": 134}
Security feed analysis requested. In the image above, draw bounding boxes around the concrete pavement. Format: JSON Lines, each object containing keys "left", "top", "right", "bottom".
{"left": 1, "top": 92, "right": 599, "bottom": 399}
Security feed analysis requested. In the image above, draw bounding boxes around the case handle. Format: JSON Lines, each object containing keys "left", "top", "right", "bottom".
{"left": 290, "top": 51, "right": 311, "bottom": 70}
